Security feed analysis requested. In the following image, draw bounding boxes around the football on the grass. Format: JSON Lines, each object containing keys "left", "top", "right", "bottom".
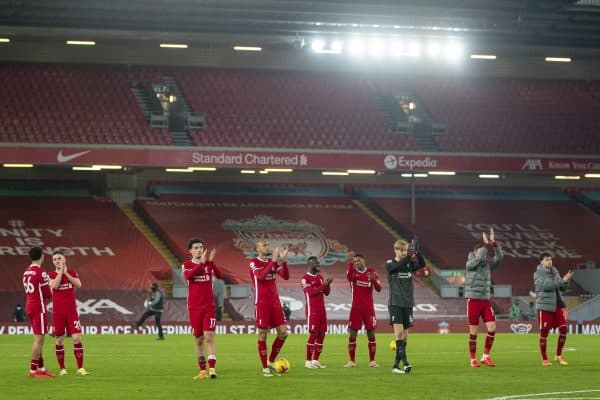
{"left": 390, "top": 340, "right": 397, "bottom": 351}
{"left": 274, "top": 358, "right": 290, "bottom": 373}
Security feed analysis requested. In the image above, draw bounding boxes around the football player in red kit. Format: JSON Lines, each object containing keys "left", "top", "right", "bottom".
{"left": 249, "top": 240, "right": 290, "bottom": 377}
{"left": 49, "top": 251, "right": 89, "bottom": 376}
{"left": 345, "top": 252, "right": 382, "bottom": 368}
{"left": 182, "top": 238, "right": 223, "bottom": 380}
{"left": 22, "top": 246, "right": 54, "bottom": 378}
{"left": 301, "top": 256, "right": 332, "bottom": 369}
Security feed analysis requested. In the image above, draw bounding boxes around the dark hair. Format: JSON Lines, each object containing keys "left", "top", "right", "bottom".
{"left": 473, "top": 244, "right": 482, "bottom": 252}
{"left": 307, "top": 256, "right": 318, "bottom": 264}
{"left": 28, "top": 246, "right": 43, "bottom": 261}
{"left": 539, "top": 252, "right": 552, "bottom": 261}
{"left": 52, "top": 250, "right": 65, "bottom": 257}
{"left": 354, "top": 253, "right": 365, "bottom": 260}
{"left": 151, "top": 282, "right": 158, "bottom": 290}
{"left": 188, "top": 238, "right": 204, "bottom": 250}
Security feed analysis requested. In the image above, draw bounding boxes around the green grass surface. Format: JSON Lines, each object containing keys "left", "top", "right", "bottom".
{"left": 1, "top": 333, "right": 599, "bottom": 399}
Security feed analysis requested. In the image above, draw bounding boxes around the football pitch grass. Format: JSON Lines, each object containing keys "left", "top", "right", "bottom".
{"left": 1, "top": 333, "right": 599, "bottom": 400}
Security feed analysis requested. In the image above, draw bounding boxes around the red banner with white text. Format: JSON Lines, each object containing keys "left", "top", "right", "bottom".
{"left": 1, "top": 145, "right": 599, "bottom": 172}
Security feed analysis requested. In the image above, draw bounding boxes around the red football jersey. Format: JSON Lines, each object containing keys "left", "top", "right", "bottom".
{"left": 346, "top": 263, "right": 381, "bottom": 309}
{"left": 182, "top": 259, "right": 223, "bottom": 310}
{"left": 23, "top": 264, "right": 52, "bottom": 314}
{"left": 249, "top": 257, "right": 289, "bottom": 304}
{"left": 49, "top": 269, "right": 79, "bottom": 314}
{"left": 301, "top": 272, "right": 330, "bottom": 316}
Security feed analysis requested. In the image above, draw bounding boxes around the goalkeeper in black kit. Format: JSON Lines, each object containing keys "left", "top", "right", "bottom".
{"left": 386, "top": 239, "right": 426, "bottom": 374}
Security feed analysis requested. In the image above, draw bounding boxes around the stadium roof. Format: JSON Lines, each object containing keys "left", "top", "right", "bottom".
{"left": 1, "top": 0, "right": 600, "bottom": 54}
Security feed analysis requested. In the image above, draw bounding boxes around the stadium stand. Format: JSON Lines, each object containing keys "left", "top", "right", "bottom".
{"left": 361, "top": 186, "right": 599, "bottom": 295}
{"left": 152, "top": 68, "right": 419, "bottom": 150}
{"left": 1, "top": 63, "right": 598, "bottom": 154}
{"left": 0, "top": 196, "right": 169, "bottom": 291}
{"left": 377, "top": 77, "right": 600, "bottom": 153}
{"left": 135, "top": 191, "right": 395, "bottom": 286}
{"left": 0, "top": 63, "right": 172, "bottom": 145}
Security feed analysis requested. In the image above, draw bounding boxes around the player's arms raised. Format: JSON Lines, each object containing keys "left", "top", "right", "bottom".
{"left": 252, "top": 259, "right": 279, "bottom": 280}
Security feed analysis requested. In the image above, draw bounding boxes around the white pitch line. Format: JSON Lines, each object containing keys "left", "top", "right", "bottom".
{"left": 483, "top": 389, "right": 600, "bottom": 400}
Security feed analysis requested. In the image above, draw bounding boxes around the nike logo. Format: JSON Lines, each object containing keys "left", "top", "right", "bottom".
{"left": 57, "top": 150, "right": 91, "bottom": 163}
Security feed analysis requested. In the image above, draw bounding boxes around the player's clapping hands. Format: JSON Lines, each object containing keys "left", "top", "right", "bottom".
{"left": 563, "top": 270, "right": 575, "bottom": 281}
{"left": 208, "top": 248, "right": 216, "bottom": 262}
{"left": 280, "top": 246, "right": 288, "bottom": 262}
{"left": 482, "top": 228, "right": 495, "bottom": 245}
{"left": 56, "top": 257, "right": 67, "bottom": 273}
{"left": 347, "top": 250, "right": 355, "bottom": 262}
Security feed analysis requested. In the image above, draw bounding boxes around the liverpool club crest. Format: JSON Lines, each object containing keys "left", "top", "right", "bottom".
{"left": 222, "top": 215, "right": 348, "bottom": 265}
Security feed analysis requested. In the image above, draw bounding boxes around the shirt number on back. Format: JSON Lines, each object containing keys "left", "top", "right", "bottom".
{"left": 23, "top": 276, "right": 35, "bottom": 294}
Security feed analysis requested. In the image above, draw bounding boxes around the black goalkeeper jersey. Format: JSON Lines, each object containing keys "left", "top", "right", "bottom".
{"left": 386, "top": 253, "right": 426, "bottom": 307}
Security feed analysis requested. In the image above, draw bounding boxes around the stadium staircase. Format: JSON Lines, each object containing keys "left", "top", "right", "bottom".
{"left": 373, "top": 92, "right": 408, "bottom": 133}
{"left": 352, "top": 199, "right": 404, "bottom": 241}
{"left": 163, "top": 75, "right": 194, "bottom": 146}
{"left": 570, "top": 190, "right": 600, "bottom": 217}
{"left": 120, "top": 204, "right": 180, "bottom": 295}
{"left": 405, "top": 93, "right": 440, "bottom": 152}
{"left": 130, "top": 85, "right": 165, "bottom": 124}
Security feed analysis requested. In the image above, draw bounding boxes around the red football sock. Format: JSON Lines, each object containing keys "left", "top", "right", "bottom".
{"left": 208, "top": 355, "right": 216, "bottom": 369}
{"left": 368, "top": 340, "right": 377, "bottom": 362}
{"left": 469, "top": 334, "right": 477, "bottom": 359}
{"left": 306, "top": 334, "right": 316, "bottom": 361}
{"left": 484, "top": 331, "right": 495, "bottom": 356}
{"left": 539, "top": 329, "right": 549, "bottom": 360}
{"left": 314, "top": 334, "right": 325, "bottom": 361}
{"left": 74, "top": 343, "right": 84, "bottom": 369}
{"left": 348, "top": 339, "right": 356, "bottom": 362}
{"left": 557, "top": 325, "right": 567, "bottom": 356}
{"left": 55, "top": 345, "right": 66, "bottom": 369}
{"left": 198, "top": 355, "right": 206, "bottom": 371}
{"left": 268, "top": 337, "right": 286, "bottom": 363}
{"left": 258, "top": 340, "right": 268, "bottom": 368}
{"left": 38, "top": 357, "right": 45, "bottom": 370}
{"left": 30, "top": 359, "right": 38, "bottom": 372}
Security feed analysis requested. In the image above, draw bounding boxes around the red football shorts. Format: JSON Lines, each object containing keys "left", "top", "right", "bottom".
{"left": 306, "top": 312, "right": 327, "bottom": 334}
{"left": 188, "top": 308, "right": 217, "bottom": 337}
{"left": 348, "top": 307, "right": 376, "bottom": 331}
{"left": 27, "top": 312, "right": 48, "bottom": 335}
{"left": 467, "top": 298, "right": 496, "bottom": 325}
{"left": 53, "top": 311, "right": 82, "bottom": 336}
{"left": 538, "top": 307, "right": 567, "bottom": 330}
{"left": 255, "top": 302, "right": 286, "bottom": 329}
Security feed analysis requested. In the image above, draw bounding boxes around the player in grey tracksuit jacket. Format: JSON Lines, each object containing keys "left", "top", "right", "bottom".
{"left": 533, "top": 253, "right": 574, "bottom": 365}
{"left": 465, "top": 245, "right": 504, "bottom": 300}
{"left": 534, "top": 264, "right": 567, "bottom": 312}
{"left": 464, "top": 229, "right": 503, "bottom": 367}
